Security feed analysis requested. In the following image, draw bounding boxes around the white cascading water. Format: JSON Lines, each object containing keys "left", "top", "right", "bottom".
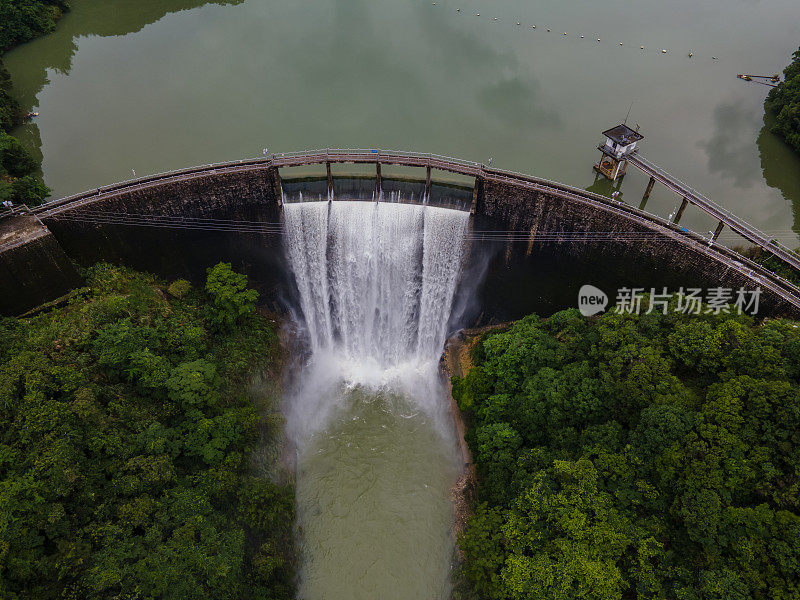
{"left": 284, "top": 199, "right": 469, "bottom": 370}
{"left": 282, "top": 199, "right": 471, "bottom": 600}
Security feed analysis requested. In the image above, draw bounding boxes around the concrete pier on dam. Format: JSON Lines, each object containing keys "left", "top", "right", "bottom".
{"left": 1, "top": 150, "right": 799, "bottom": 319}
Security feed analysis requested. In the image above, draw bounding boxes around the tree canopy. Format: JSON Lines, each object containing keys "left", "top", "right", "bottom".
{"left": 0, "top": 263, "right": 295, "bottom": 600}
{"left": 0, "top": 0, "right": 66, "bottom": 205}
{"left": 767, "top": 46, "right": 800, "bottom": 153}
{"left": 453, "top": 307, "right": 800, "bottom": 600}
{"left": 0, "top": 0, "right": 68, "bottom": 52}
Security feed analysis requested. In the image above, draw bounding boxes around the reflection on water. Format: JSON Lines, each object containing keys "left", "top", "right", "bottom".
{"left": 759, "top": 112, "right": 800, "bottom": 245}
{"left": 5, "top": 0, "right": 242, "bottom": 169}
{"left": 700, "top": 100, "right": 762, "bottom": 189}
{"left": 585, "top": 173, "right": 623, "bottom": 200}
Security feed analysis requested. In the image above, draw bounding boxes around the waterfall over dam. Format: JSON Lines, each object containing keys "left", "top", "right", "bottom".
{"left": 282, "top": 199, "right": 471, "bottom": 600}
{"left": 284, "top": 200, "right": 470, "bottom": 369}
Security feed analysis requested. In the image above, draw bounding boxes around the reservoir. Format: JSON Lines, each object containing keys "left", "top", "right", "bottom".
{"left": 4, "top": 0, "right": 800, "bottom": 247}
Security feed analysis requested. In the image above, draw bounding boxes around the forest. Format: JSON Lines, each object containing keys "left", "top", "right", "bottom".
{"left": 767, "top": 46, "right": 800, "bottom": 153}
{"left": 453, "top": 306, "right": 800, "bottom": 600}
{"left": 0, "top": 0, "right": 68, "bottom": 206}
{"left": 0, "top": 262, "right": 295, "bottom": 600}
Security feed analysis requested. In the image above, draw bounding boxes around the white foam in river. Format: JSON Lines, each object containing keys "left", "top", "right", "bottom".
{"left": 282, "top": 199, "right": 471, "bottom": 600}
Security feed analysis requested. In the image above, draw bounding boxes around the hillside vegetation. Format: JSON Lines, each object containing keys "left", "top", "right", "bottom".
{"left": 0, "top": 0, "right": 68, "bottom": 51}
{"left": 0, "top": 0, "right": 69, "bottom": 205}
{"left": 0, "top": 263, "right": 295, "bottom": 600}
{"left": 453, "top": 307, "right": 800, "bottom": 600}
{"left": 766, "top": 47, "right": 800, "bottom": 153}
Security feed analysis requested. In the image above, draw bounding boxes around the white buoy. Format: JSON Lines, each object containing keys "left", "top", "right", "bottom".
{"left": 531, "top": 25, "right": 536, "bottom": 28}
{"left": 457, "top": 7, "right": 460, "bottom": 11}
{"left": 597, "top": 38, "right": 601, "bottom": 42}
{"left": 662, "top": 49, "right": 667, "bottom": 53}
{"left": 547, "top": 28, "right": 551, "bottom": 31}
{"left": 640, "top": 46, "right": 644, "bottom": 49}
{"left": 476, "top": 12, "right": 480, "bottom": 16}
{"left": 619, "top": 41, "right": 623, "bottom": 45}
{"left": 494, "top": 17, "right": 497, "bottom": 20}
{"left": 688, "top": 52, "right": 693, "bottom": 57}
{"left": 712, "top": 56, "right": 717, "bottom": 59}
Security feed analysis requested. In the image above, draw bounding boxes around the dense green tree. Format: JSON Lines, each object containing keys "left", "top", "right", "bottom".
{"left": 766, "top": 47, "right": 800, "bottom": 153}
{"left": 454, "top": 306, "right": 800, "bottom": 600}
{"left": 0, "top": 263, "right": 293, "bottom": 600}
{"left": 0, "top": 60, "right": 19, "bottom": 131}
{"left": 0, "top": 131, "right": 36, "bottom": 175}
{"left": 0, "top": 0, "right": 69, "bottom": 52}
{"left": 0, "top": 1, "right": 65, "bottom": 206}
{"left": 205, "top": 262, "right": 259, "bottom": 331}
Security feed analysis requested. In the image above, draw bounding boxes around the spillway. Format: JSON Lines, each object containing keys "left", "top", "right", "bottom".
{"left": 284, "top": 200, "right": 469, "bottom": 367}
{"left": 283, "top": 199, "right": 471, "bottom": 600}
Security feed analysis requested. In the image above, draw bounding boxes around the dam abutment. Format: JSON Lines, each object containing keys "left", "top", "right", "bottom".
{"left": 0, "top": 216, "right": 82, "bottom": 316}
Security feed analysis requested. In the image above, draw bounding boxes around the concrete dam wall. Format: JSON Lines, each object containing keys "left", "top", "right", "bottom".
{"left": 473, "top": 176, "right": 797, "bottom": 319}
{"left": 42, "top": 167, "right": 283, "bottom": 285}
{"left": 1, "top": 153, "right": 798, "bottom": 319}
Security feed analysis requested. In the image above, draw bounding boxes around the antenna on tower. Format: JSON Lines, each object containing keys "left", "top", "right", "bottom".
{"left": 623, "top": 101, "right": 634, "bottom": 125}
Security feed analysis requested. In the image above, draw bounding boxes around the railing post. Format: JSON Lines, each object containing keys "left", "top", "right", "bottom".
{"left": 273, "top": 166, "right": 283, "bottom": 208}
{"left": 673, "top": 197, "right": 689, "bottom": 224}
{"left": 470, "top": 172, "right": 483, "bottom": 216}
{"left": 326, "top": 156, "right": 333, "bottom": 201}
{"left": 376, "top": 160, "right": 382, "bottom": 199}
{"left": 642, "top": 176, "right": 656, "bottom": 204}
{"left": 711, "top": 221, "right": 724, "bottom": 244}
{"left": 425, "top": 166, "right": 432, "bottom": 201}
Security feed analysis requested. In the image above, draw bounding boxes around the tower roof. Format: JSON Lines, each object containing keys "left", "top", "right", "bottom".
{"left": 602, "top": 124, "right": 643, "bottom": 145}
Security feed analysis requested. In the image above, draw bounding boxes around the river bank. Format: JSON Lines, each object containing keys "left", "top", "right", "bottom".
{"left": 440, "top": 324, "right": 509, "bottom": 554}
{"left": 1, "top": 0, "right": 69, "bottom": 205}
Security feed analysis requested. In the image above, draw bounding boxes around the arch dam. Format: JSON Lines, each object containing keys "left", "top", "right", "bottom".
{"left": 1, "top": 149, "right": 799, "bottom": 319}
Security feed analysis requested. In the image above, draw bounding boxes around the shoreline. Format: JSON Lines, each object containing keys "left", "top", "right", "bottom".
{"left": 440, "top": 323, "right": 508, "bottom": 555}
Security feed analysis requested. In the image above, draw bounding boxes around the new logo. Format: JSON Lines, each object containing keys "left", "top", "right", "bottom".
{"left": 578, "top": 284, "right": 608, "bottom": 316}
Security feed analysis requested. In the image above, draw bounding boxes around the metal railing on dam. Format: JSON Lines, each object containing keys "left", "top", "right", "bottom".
{"left": 625, "top": 152, "right": 800, "bottom": 274}
{"left": 4, "top": 148, "right": 800, "bottom": 311}
{"left": 11, "top": 148, "right": 620, "bottom": 214}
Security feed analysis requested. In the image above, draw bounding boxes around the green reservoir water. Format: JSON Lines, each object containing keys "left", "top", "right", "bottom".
{"left": 4, "top": 0, "right": 800, "bottom": 246}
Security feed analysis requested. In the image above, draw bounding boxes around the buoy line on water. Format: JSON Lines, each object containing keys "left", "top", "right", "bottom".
{"left": 429, "top": 0, "right": 719, "bottom": 61}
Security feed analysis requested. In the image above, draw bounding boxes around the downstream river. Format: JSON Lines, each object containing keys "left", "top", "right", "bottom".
{"left": 282, "top": 200, "right": 470, "bottom": 599}
{"left": 5, "top": 0, "right": 800, "bottom": 247}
